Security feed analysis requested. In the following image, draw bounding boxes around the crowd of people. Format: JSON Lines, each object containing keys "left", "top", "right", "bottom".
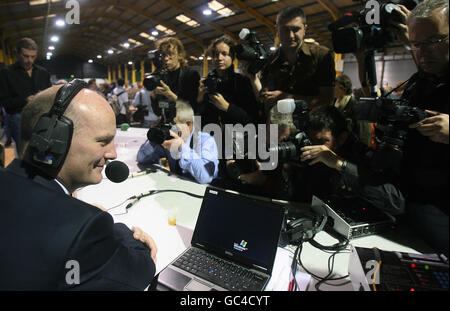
{"left": 0, "top": 0, "right": 448, "bottom": 290}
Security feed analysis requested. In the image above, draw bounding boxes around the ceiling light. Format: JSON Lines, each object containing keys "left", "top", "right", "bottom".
{"left": 50, "top": 35, "right": 59, "bottom": 42}
{"left": 97, "top": 55, "right": 102, "bottom": 59}
{"left": 55, "top": 19, "right": 65, "bottom": 27}
{"left": 108, "top": 49, "right": 114, "bottom": 54}
{"left": 208, "top": 1, "right": 224, "bottom": 11}
{"left": 46, "top": 52, "right": 52, "bottom": 56}
{"left": 128, "top": 61, "right": 133, "bottom": 65}
{"left": 151, "top": 30, "right": 159, "bottom": 36}
{"left": 48, "top": 46, "right": 55, "bottom": 50}
{"left": 123, "top": 42, "right": 130, "bottom": 48}
{"left": 270, "top": 46, "right": 276, "bottom": 51}
{"left": 46, "top": 55, "right": 51, "bottom": 60}
{"left": 199, "top": 56, "right": 204, "bottom": 60}
{"left": 88, "top": 59, "right": 93, "bottom": 63}
{"left": 203, "top": 9, "right": 212, "bottom": 16}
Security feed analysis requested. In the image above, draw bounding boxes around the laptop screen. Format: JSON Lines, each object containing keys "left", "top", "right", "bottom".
{"left": 191, "top": 187, "right": 285, "bottom": 273}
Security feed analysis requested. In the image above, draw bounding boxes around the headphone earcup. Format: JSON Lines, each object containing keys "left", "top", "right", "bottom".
{"left": 24, "top": 113, "right": 73, "bottom": 178}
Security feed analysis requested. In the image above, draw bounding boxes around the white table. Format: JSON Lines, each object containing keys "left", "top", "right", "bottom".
{"left": 77, "top": 127, "right": 435, "bottom": 291}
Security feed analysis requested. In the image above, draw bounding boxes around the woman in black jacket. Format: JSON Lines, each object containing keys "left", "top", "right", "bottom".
{"left": 151, "top": 37, "right": 200, "bottom": 123}
{"left": 197, "top": 35, "right": 260, "bottom": 184}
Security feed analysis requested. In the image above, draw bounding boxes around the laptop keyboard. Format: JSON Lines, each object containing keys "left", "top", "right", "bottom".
{"left": 173, "top": 248, "right": 268, "bottom": 291}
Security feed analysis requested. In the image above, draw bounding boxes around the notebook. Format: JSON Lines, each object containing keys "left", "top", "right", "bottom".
{"left": 157, "top": 187, "right": 285, "bottom": 291}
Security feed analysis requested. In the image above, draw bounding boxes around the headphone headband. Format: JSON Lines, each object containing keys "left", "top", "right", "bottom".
{"left": 51, "top": 79, "right": 88, "bottom": 116}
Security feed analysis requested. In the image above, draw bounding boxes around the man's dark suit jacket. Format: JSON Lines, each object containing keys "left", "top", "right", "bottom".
{"left": 0, "top": 159, "right": 156, "bottom": 290}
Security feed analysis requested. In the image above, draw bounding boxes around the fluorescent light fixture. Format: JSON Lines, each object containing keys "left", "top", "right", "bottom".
{"left": 50, "top": 35, "right": 59, "bottom": 42}
{"left": 48, "top": 46, "right": 55, "bottom": 50}
{"left": 203, "top": 9, "right": 212, "bottom": 16}
{"left": 151, "top": 30, "right": 159, "bottom": 36}
{"left": 46, "top": 52, "right": 52, "bottom": 56}
{"left": 199, "top": 56, "right": 204, "bottom": 60}
{"left": 88, "top": 59, "right": 93, "bottom": 63}
{"left": 108, "top": 49, "right": 114, "bottom": 54}
{"left": 270, "top": 46, "right": 276, "bottom": 51}
{"left": 208, "top": 1, "right": 224, "bottom": 11}
{"left": 55, "top": 19, "right": 65, "bottom": 27}
{"left": 155, "top": 25, "right": 167, "bottom": 32}
{"left": 123, "top": 42, "right": 130, "bottom": 48}
{"left": 207, "top": 56, "right": 212, "bottom": 60}
{"left": 97, "top": 55, "right": 102, "bottom": 59}
{"left": 140, "top": 32, "right": 150, "bottom": 39}
{"left": 30, "top": 0, "right": 60, "bottom": 6}
{"left": 128, "top": 61, "right": 133, "bottom": 65}
{"left": 217, "top": 7, "right": 234, "bottom": 16}
{"left": 176, "top": 14, "right": 190, "bottom": 23}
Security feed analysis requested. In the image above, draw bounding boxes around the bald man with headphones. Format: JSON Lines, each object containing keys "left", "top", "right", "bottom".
{"left": 0, "top": 79, "right": 157, "bottom": 290}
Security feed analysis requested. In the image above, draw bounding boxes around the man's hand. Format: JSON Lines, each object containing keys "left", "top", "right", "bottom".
{"left": 154, "top": 81, "right": 177, "bottom": 101}
{"left": 132, "top": 227, "right": 157, "bottom": 264}
{"left": 410, "top": 111, "right": 449, "bottom": 144}
{"left": 161, "top": 130, "right": 184, "bottom": 153}
{"left": 209, "top": 93, "right": 230, "bottom": 111}
{"left": 389, "top": 4, "right": 411, "bottom": 45}
{"left": 300, "top": 145, "right": 344, "bottom": 170}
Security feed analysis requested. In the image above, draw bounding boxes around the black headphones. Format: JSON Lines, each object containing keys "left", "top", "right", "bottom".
{"left": 281, "top": 207, "right": 328, "bottom": 245}
{"left": 24, "top": 79, "right": 88, "bottom": 179}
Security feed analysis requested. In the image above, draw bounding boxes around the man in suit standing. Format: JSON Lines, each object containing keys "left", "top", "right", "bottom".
{"left": 0, "top": 80, "right": 157, "bottom": 290}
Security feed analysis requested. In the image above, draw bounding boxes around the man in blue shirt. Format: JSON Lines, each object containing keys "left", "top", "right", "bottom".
{"left": 137, "top": 101, "right": 219, "bottom": 184}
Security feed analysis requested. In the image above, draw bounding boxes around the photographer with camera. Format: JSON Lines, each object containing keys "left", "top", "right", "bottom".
{"left": 197, "top": 35, "right": 259, "bottom": 181}
{"left": 245, "top": 6, "right": 336, "bottom": 120}
{"left": 354, "top": 0, "right": 448, "bottom": 255}
{"left": 395, "top": 0, "right": 448, "bottom": 254}
{"left": 137, "top": 100, "right": 219, "bottom": 184}
{"left": 291, "top": 105, "right": 405, "bottom": 215}
{"left": 150, "top": 37, "right": 200, "bottom": 123}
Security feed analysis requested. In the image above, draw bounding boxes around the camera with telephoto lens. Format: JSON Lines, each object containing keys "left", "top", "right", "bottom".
{"left": 145, "top": 49, "right": 169, "bottom": 91}
{"left": 266, "top": 99, "right": 312, "bottom": 164}
{"left": 355, "top": 96, "right": 428, "bottom": 171}
{"left": 328, "top": 0, "right": 420, "bottom": 53}
{"left": 147, "top": 123, "right": 178, "bottom": 147}
{"left": 204, "top": 70, "right": 223, "bottom": 94}
{"left": 234, "top": 28, "right": 269, "bottom": 75}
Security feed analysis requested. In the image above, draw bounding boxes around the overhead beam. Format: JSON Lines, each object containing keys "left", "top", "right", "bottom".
{"left": 105, "top": 0, "right": 206, "bottom": 48}
{"left": 316, "top": 0, "right": 341, "bottom": 20}
{"left": 228, "top": 0, "right": 276, "bottom": 34}
{"left": 164, "top": 0, "right": 238, "bottom": 41}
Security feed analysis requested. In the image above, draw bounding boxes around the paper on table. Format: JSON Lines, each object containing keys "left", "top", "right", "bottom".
{"left": 266, "top": 247, "right": 311, "bottom": 291}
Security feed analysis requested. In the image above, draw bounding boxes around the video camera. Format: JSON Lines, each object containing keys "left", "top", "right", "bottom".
{"left": 147, "top": 123, "right": 178, "bottom": 147}
{"left": 355, "top": 96, "right": 428, "bottom": 171}
{"left": 234, "top": 28, "right": 269, "bottom": 75}
{"left": 328, "top": 0, "right": 420, "bottom": 53}
{"left": 145, "top": 49, "right": 169, "bottom": 91}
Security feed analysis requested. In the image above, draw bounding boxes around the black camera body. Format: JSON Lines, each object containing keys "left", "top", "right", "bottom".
{"left": 147, "top": 123, "right": 176, "bottom": 146}
{"left": 355, "top": 96, "right": 428, "bottom": 171}
{"left": 145, "top": 49, "right": 169, "bottom": 91}
{"left": 268, "top": 131, "right": 312, "bottom": 162}
{"left": 329, "top": 0, "right": 419, "bottom": 53}
{"left": 234, "top": 28, "right": 269, "bottom": 75}
{"left": 143, "top": 70, "right": 169, "bottom": 91}
{"left": 204, "top": 71, "right": 223, "bottom": 94}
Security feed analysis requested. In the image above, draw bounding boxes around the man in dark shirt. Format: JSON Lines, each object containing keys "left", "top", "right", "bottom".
{"left": 247, "top": 6, "right": 336, "bottom": 121}
{"left": 0, "top": 38, "right": 51, "bottom": 152}
{"left": 399, "top": 0, "right": 448, "bottom": 255}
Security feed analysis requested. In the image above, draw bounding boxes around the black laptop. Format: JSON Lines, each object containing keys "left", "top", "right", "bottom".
{"left": 157, "top": 187, "right": 285, "bottom": 291}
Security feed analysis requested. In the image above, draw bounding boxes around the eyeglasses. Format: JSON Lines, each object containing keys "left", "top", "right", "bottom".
{"left": 409, "top": 35, "right": 449, "bottom": 50}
